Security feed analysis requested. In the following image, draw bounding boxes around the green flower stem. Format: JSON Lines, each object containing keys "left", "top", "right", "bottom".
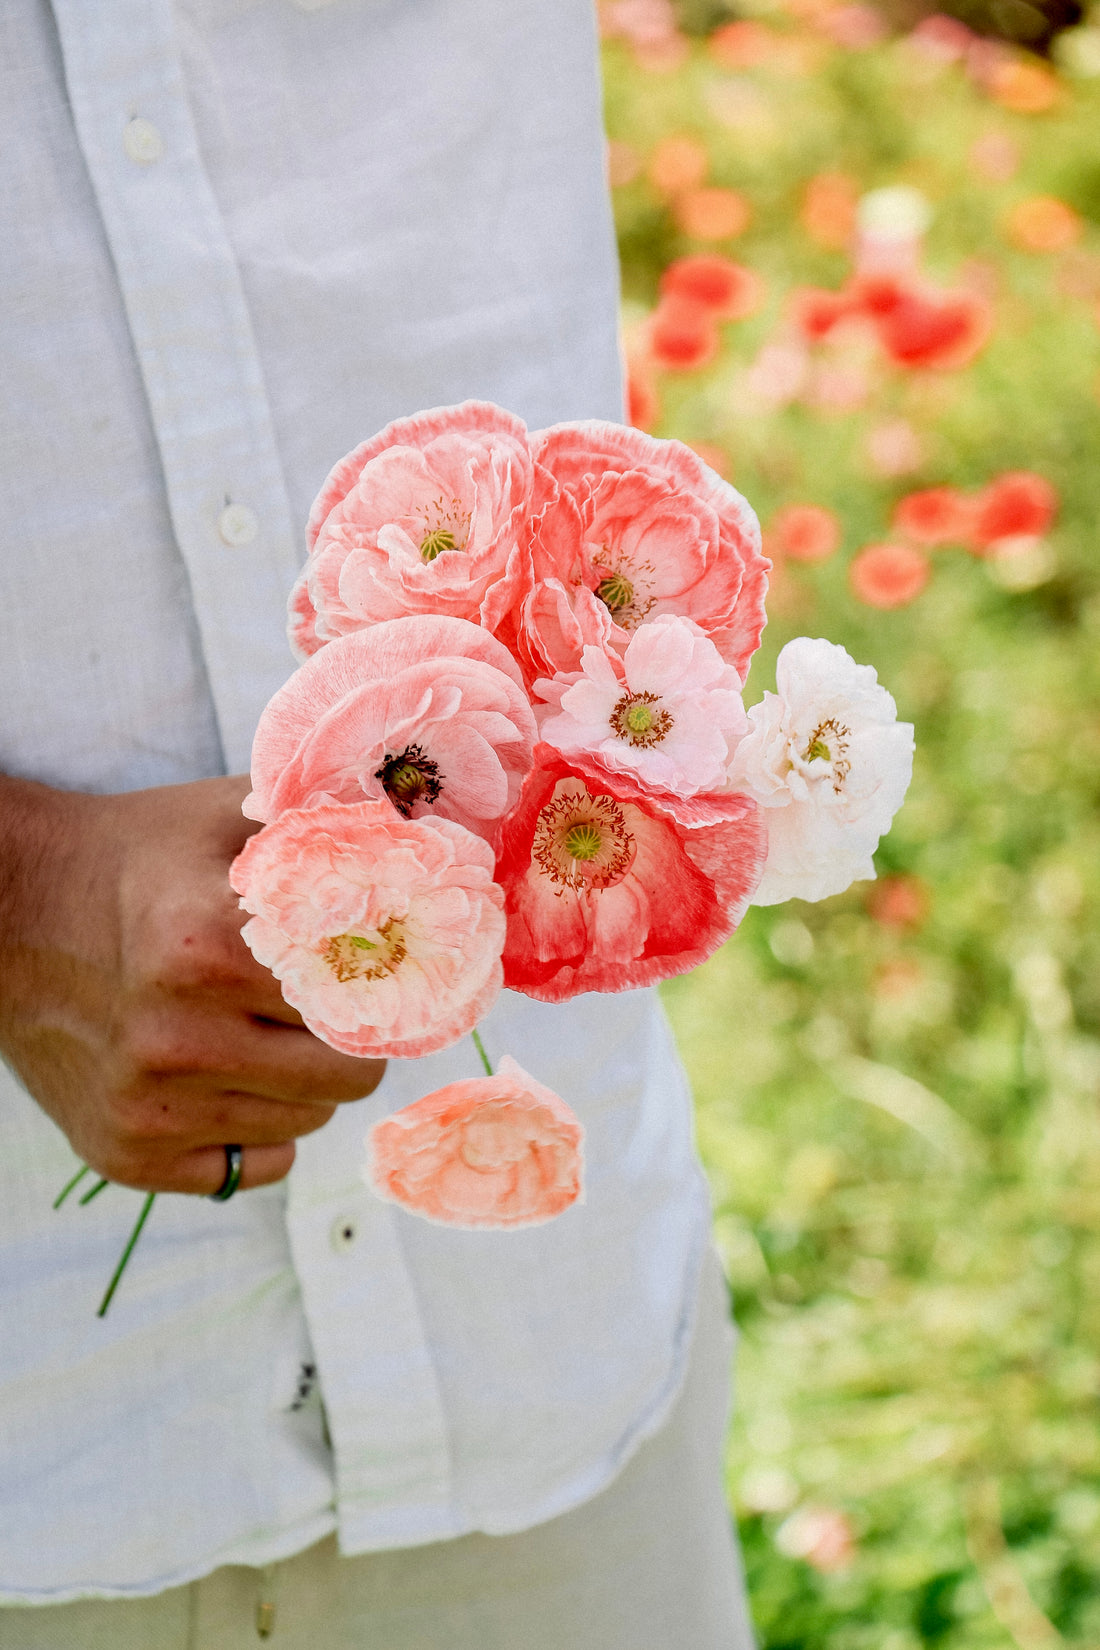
{"left": 96, "top": 1193, "right": 157, "bottom": 1319}
{"left": 470, "top": 1027, "right": 494, "bottom": 1077}
{"left": 53, "top": 1163, "right": 92, "bottom": 1210}
{"left": 78, "top": 1177, "right": 110, "bottom": 1206}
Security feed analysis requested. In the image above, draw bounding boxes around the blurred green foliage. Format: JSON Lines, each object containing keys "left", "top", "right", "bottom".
{"left": 603, "top": 7, "right": 1100, "bottom": 1645}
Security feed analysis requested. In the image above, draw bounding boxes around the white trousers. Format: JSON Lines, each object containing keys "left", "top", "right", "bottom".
{"left": 2, "top": 1249, "right": 755, "bottom": 1649}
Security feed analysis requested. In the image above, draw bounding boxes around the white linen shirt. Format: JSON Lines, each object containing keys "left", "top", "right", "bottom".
{"left": 0, "top": 0, "right": 713, "bottom": 1603}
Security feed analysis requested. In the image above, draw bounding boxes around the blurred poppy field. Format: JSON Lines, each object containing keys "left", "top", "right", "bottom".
{"left": 599, "top": 2, "right": 1100, "bottom": 1644}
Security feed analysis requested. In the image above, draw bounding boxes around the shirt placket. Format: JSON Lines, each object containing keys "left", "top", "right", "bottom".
{"left": 50, "top": 0, "right": 301, "bottom": 774}
{"left": 48, "top": 0, "right": 457, "bottom": 1540}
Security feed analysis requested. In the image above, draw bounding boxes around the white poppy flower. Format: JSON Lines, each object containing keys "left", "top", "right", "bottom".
{"left": 729, "top": 637, "right": 914, "bottom": 905}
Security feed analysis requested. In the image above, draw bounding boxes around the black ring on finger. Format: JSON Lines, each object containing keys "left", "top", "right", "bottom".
{"left": 209, "top": 1144, "right": 244, "bottom": 1202}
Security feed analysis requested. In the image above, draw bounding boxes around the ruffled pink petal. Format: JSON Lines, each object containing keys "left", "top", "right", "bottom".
{"left": 230, "top": 802, "right": 504, "bottom": 1058}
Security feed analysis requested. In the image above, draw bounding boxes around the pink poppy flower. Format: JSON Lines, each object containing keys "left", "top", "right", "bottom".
{"left": 969, "top": 471, "right": 1057, "bottom": 549}
{"left": 229, "top": 801, "right": 504, "bottom": 1059}
{"left": 536, "top": 615, "right": 748, "bottom": 798}
{"left": 298, "top": 402, "right": 534, "bottom": 653}
{"left": 496, "top": 744, "right": 766, "bottom": 1001}
{"left": 849, "top": 542, "right": 930, "bottom": 608}
{"left": 891, "top": 486, "right": 975, "bottom": 546}
{"left": 365, "top": 1055, "right": 583, "bottom": 1229}
{"left": 245, "top": 615, "right": 536, "bottom": 845}
{"left": 521, "top": 422, "right": 769, "bottom": 688}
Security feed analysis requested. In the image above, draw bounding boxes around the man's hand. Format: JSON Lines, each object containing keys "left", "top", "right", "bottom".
{"left": 0, "top": 773, "right": 385, "bottom": 1194}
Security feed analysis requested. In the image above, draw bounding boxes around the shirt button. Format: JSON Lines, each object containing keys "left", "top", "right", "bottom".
{"left": 123, "top": 117, "right": 164, "bottom": 165}
{"left": 217, "top": 503, "right": 259, "bottom": 547}
{"left": 329, "top": 1216, "right": 358, "bottom": 1254}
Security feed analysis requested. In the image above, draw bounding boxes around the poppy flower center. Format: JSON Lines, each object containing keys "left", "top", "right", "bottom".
{"left": 376, "top": 744, "right": 442, "bottom": 817}
{"left": 418, "top": 495, "right": 471, "bottom": 562}
{"left": 592, "top": 551, "right": 656, "bottom": 630}
{"left": 801, "top": 718, "right": 851, "bottom": 793}
{"left": 532, "top": 781, "right": 636, "bottom": 892}
{"left": 610, "top": 690, "right": 673, "bottom": 748}
{"left": 322, "top": 920, "right": 407, "bottom": 983}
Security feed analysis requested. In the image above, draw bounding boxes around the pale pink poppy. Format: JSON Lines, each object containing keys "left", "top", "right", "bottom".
{"left": 366, "top": 1055, "right": 583, "bottom": 1229}
{"left": 536, "top": 615, "right": 748, "bottom": 798}
{"left": 298, "top": 402, "right": 534, "bottom": 653}
{"left": 229, "top": 801, "right": 504, "bottom": 1059}
{"left": 521, "top": 422, "right": 769, "bottom": 687}
{"left": 496, "top": 744, "right": 766, "bottom": 1001}
{"left": 244, "top": 615, "right": 536, "bottom": 846}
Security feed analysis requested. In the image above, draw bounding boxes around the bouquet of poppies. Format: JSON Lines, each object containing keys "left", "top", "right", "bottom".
{"left": 227, "top": 402, "right": 914, "bottom": 1233}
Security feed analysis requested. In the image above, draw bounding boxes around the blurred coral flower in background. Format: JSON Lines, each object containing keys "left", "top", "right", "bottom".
{"left": 848, "top": 542, "right": 931, "bottom": 607}
{"left": 768, "top": 504, "right": 843, "bottom": 563}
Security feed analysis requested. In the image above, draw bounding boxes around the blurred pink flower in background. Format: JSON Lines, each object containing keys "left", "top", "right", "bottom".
{"left": 906, "top": 12, "right": 973, "bottom": 65}
{"left": 867, "top": 871, "right": 931, "bottom": 928}
{"left": 768, "top": 504, "right": 842, "bottom": 562}
{"left": 646, "top": 133, "right": 709, "bottom": 197}
{"left": 230, "top": 800, "right": 504, "bottom": 1059}
{"left": 865, "top": 419, "right": 925, "bottom": 476}
{"left": 849, "top": 542, "right": 931, "bottom": 607}
{"left": 674, "top": 186, "right": 752, "bottom": 242}
{"left": 366, "top": 1055, "right": 584, "bottom": 1229}
{"left": 647, "top": 296, "right": 721, "bottom": 372}
{"left": 800, "top": 173, "right": 859, "bottom": 250}
{"left": 969, "top": 471, "right": 1058, "bottom": 550}
{"left": 660, "top": 254, "right": 766, "bottom": 319}
{"left": 969, "top": 130, "right": 1021, "bottom": 183}
{"left": 776, "top": 1504, "right": 857, "bottom": 1571}
{"left": 1005, "top": 196, "right": 1082, "bottom": 253}
{"left": 892, "top": 486, "right": 975, "bottom": 547}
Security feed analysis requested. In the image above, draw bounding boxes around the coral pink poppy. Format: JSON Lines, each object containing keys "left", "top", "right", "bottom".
{"left": 769, "top": 504, "right": 842, "bottom": 563}
{"left": 646, "top": 132, "right": 709, "bottom": 196}
{"left": 230, "top": 801, "right": 504, "bottom": 1059}
{"left": 659, "top": 255, "right": 765, "bottom": 319}
{"left": 536, "top": 615, "right": 748, "bottom": 797}
{"left": 521, "top": 422, "right": 769, "bottom": 688}
{"left": 791, "top": 286, "right": 857, "bottom": 342}
{"left": 872, "top": 285, "right": 992, "bottom": 371}
{"left": 969, "top": 470, "right": 1057, "bottom": 549}
{"left": 674, "top": 186, "right": 751, "bottom": 241}
{"left": 627, "top": 363, "right": 660, "bottom": 431}
{"left": 867, "top": 872, "right": 930, "bottom": 929}
{"left": 891, "top": 486, "right": 974, "bottom": 546}
{"left": 495, "top": 744, "right": 766, "bottom": 1001}
{"left": 366, "top": 1055, "right": 583, "bottom": 1229}
{"left": 297, "top": 402, "right": 533, "bottom": 654}
{"left": 849, "top": 542, "right": 930, "bottom": 608}
{"left": 647, "top": 296, "right": 721, "bottom": 372}
{"left": 245, "top": 615, "right": 536, "bottom": 845}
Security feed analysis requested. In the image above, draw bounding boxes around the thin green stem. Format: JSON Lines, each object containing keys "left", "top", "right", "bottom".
{"left": 470, "top": 1027, "right": 494, "bottom": 1077}
{"left": 53, "top": 1163, "right": 92, "bottom": 1210}
{"left": 97, "top": 1193, "right": 157, "bottom": 1319}
{"left": 78, "top": 1177, "right": 110, "bottom": 1206}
